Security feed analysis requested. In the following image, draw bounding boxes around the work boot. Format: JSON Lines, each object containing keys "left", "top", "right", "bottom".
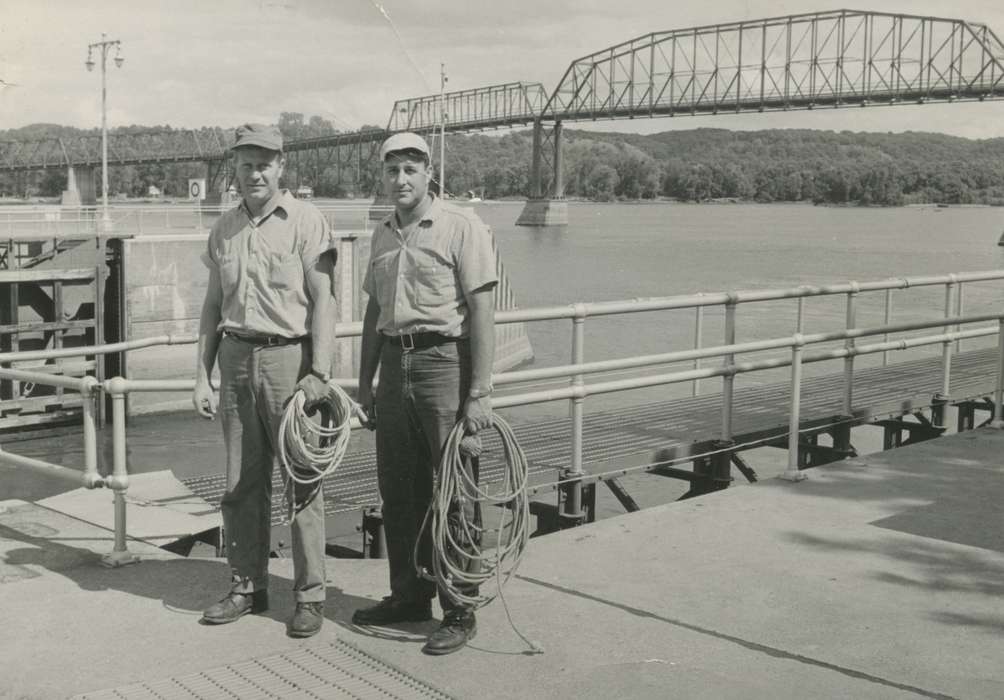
{"left": 201, "top": 590, "right": 269, "bottom": 624}
{"left": 421, "top": 610, "right": 476, "bottom": 656}
{"left": 289, "top": 601, "right": 324, "bottom": 638}
{"left": 351, "top": 596, "right": 432, "bottom": 625}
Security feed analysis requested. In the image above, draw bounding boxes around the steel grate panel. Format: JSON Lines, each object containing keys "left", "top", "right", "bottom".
{"left": 74, "top": 639, "right": 455, "bottom": 700}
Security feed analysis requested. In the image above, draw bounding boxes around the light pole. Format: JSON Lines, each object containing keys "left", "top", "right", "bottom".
{"left": 85, "top": 34, "right": 124, "bottom": 230}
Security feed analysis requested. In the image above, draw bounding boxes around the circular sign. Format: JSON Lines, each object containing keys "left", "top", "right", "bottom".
{"left": 189, "top": 180, "right": 202, "bottom": 198}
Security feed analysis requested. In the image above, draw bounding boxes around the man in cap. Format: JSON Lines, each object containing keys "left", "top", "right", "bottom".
{"left": 351, "top": 132, "right": 497, "bottom": 656}
{"left": 193, "top": 123, "right": 336, "bottom": 637}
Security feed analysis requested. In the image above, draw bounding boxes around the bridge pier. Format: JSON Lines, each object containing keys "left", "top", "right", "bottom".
{"left": 516, "top": 120, "right": 568, "bottom": 227}
{"left": 61, "top": 166, "right": 96, "bottom": 207}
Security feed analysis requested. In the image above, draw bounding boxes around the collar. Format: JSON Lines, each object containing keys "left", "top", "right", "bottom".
{"left": 384, "top": 194, "right": 441, "bottom": 230}
{"left": 242, "top": 189, "right": 293, "bottom": 223}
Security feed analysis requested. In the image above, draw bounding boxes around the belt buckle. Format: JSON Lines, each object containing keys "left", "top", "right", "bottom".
{"left": 265, "top": 335, "right": 280, "bottom": 347}
{"left": 400, "top": 333, "right": 415, "bottom": 351}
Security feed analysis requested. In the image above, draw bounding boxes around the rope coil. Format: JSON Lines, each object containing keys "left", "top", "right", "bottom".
{"left": 422, "top": 415, "right": 530, "bottom": 608}
{"left": 420, "top": 414, "right": 542, "bottom": 652}
{"left": 278, "top": 382, "right": 360, "bottom": 521}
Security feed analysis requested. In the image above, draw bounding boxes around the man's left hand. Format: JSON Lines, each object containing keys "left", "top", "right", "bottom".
{"left": 296, "top": 373, "right": 331, "bottom": 413}
{"left": 463, "top": 396, "right": 493, "bottom": 434}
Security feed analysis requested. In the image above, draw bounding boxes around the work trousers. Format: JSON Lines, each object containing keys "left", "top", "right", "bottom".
{"left": 218, "top": 335, "right": 326, "bottom": 603}
{"left": 375, "top": 340, "right": 481, "bottom": 612}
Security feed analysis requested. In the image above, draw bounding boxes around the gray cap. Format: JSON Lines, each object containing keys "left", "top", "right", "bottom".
{"left": 232, "top": 123, "right": 283, "bottom": 152}
{"left": 379, "top": 132, "right": 430, "bottom": 161}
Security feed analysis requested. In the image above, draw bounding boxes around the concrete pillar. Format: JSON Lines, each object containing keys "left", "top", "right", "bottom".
{"left": 61, "top": 165, "right": 96, "bottom": 206}
{"left": 529, "top": 120, "right": 543, "bottom": 199}
{"left": 516, "top": 121, "right": 568, "bottom": 226}
{"left": 552, "top": 120, "right": 565, "bottom": 198}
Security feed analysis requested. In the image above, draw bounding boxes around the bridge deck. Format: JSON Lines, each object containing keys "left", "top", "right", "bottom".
{"left": 181, "top": 346, "right": 999, "bottom": 522}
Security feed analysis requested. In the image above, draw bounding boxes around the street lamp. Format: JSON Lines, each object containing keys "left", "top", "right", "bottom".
{"left": 85, "top": 34, "right": 124, "bottom": 230}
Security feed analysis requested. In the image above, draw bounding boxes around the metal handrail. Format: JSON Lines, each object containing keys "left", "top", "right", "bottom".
{"left": 5, "top": 268, "right": 1004, "bottom": 565}
{"left": 0, "top": 372, "right": 103, "bottom": 490}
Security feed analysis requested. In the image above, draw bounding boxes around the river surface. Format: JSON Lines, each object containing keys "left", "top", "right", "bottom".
{"left": 8, "top": 201, "right": 1004, "bottom": 516}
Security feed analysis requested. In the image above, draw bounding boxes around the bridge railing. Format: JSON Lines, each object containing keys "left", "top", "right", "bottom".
{"left": 2, "top": 269, "right": 1004, "bottom": 562}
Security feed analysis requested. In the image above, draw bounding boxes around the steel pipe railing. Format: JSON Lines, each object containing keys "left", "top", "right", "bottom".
{"left": 0, "top": 372, "right": 103, "bottom": 491}
{"left": 6, "top": 269, "right": 1004, "bottom": 563}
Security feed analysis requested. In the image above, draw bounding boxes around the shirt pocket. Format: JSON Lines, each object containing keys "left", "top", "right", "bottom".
{"left": 416, "top": 264, "right": 456, "bottom": 306}
{"left": 267, "top": 252, "right": 302, "bottom": 291}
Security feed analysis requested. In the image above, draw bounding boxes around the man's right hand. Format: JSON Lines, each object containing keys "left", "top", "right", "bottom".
{"left": 357, "top": 383, "right": 376, "bottom": 430}
{"left": 193, "top": 381, "right": 217, "bottom": 420}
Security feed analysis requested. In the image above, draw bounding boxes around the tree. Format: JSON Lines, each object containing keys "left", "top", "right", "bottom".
{"left": 584, "top": 164, "right": 619, "bottom": 201}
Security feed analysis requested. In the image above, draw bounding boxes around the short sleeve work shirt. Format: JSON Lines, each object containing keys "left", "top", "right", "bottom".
{"left": 205, "top": 190, "right": 335, "bottom": 338}
{"left": 363, "top": 196, "right": 498, "bottom": 337}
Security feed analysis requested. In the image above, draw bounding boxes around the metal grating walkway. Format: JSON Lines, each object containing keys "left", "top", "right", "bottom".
{"left": 182, "top": 347, "right": 999, "bottom": 521}
{"left": 73, "top": 639, "right": 455, "bottom": 700}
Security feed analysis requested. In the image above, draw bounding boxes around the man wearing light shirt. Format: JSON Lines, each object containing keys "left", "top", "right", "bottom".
{"left": 192, "top": 123, "right": 336, "bottom": 638}
{"left": 351, "top": 132, "right": 497, "bottom": 656}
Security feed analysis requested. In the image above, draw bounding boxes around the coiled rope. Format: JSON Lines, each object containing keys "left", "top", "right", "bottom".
{"left": 278, "top": 382, "right": 360, "bottom": 522}
{"left": 419, "top": 415, "right": 542, "bottom": 653}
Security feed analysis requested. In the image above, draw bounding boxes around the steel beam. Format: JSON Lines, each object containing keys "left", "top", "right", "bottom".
{"left": 543, "top": 10, "right": 1004, "bottom": 121}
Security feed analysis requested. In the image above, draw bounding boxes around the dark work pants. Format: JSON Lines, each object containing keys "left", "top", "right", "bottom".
{"left": 375, "top": 339, "right": 481, "bottom": 612}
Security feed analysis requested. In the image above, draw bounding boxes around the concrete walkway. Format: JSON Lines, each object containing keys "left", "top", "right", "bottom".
{"left": 2, "top": 428, "right": 1003, "bottom": 699}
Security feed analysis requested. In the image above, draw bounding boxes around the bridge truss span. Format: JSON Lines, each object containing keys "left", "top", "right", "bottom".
{"left": 542, "top": 9, "right": 1004, "bottom": 121}
{"left": 387, "top": 81, "right": 547, "bottom": 134}
{"left": 0, "top": 128, "right": 229, "bottom": 173}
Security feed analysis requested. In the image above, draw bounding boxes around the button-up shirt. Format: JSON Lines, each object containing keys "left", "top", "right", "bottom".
{"left": 204, "top": 190, "right": 335, "bottom": 338}
{"left": 363, "top": 196, "right": 498, "bottom": 337}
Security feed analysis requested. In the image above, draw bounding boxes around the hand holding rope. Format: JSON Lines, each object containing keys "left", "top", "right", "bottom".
{"left": 278, "top": 380, "right": 365, "bottom": 522}
{"left": 418, "top": 414, "right": 542, "bottom": 653}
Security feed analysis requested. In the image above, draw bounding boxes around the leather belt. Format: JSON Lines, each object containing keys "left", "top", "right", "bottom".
{"left": 224, "top": 330, "right": 307, "bottom": 347}
{"left": 382, "top": 331, "right": 460, "bottom": 351}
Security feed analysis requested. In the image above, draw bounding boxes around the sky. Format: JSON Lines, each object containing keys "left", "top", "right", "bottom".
{"left": 2, "top": 0, "right": 1004, "bottom": 139}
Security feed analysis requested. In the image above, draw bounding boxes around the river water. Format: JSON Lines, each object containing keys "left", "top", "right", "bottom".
{"left": 8, "top": 201, "right": 1004, "bottom": 516}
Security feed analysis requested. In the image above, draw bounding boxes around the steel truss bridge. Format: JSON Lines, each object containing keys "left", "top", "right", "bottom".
{"left": 2, "top": 9, "right": 1003, "bottom": 199}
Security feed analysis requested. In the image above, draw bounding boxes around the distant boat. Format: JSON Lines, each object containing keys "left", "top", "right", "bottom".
{"left": 295, "top": 185, "right": 314, "bottom": 199}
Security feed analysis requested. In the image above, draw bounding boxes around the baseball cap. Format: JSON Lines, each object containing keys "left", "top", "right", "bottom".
{"left": 379, "top": 132, "right": 430, "bottom": 161}
{"left": 232, "top": 123, "right": 283, "bottom": 152}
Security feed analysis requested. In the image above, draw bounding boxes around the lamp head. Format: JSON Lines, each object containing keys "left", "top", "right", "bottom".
{"left": 114, "top": 55, "right": 124, "bottom": 68}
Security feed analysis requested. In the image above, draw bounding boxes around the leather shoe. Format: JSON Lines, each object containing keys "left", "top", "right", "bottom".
{"left": 422, "top": 610, "right": 476, "bottom": 656}
{"left": 289, "top": 601, "right": 324, "bottom": 638}
{"left": 351, "top": 596, "right": 432, "bottom": 625}
{"left": 202, "top": 590, "right": 269, "bottom": 624}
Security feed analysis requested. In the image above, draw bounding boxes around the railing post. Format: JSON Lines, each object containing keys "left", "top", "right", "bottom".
{"left": 934, "top": 277, "right": 956, "bottom": 428}
{"left": 80, "top": 377, "right": 102, "bottom": 489}
{"left": 692, "top": 303, "right": 704, "bottom": 396}
{"left": 954, "top": 281, "right": 964, "bottom": 354}
{"left": 992, "top": 318, "right": 1004, "bottom": 430}
{"left": 721, "top": 296, "right": 737, "bottom": 441}
{"left": 102, "top": 378, "right": 139, "bottom": 567}
{"left": 842, "top": 284, "right": 858, "bottom": 416}
{"left": 561, "top": 306, "right": 587, "bottom": 527}
{"left": 882, "top": 288, "right": 893, "bottom": 366}
{"left": 782, "top": 335, "right": 808, "bottom": 482}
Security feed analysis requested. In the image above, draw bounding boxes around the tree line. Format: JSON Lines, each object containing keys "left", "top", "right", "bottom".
{"left": 4, "top": 116, "right": 1003, "bottom": 206}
